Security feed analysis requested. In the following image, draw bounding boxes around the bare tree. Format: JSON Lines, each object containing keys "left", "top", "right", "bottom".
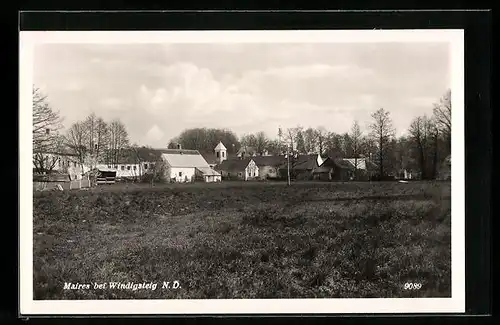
{"left": 303, "top": 127, "right": 318, "bottom": 154}
{"left": 277, "top": 127, "right": 284, "bottom": 154}
{"left": 350, "top": 120, "right": 363, "bottom": 180}
{"left": 286, "top": 126, "right": 302, "bottom": 152}
{"left": 66, "top": 122, "right": 88, "bottom": 170}
{"left": 32, "top": 87, "right": 63, "bottom": 154}
{"left": 315, "top": 126, "right": 328, "bottom": 154}
{"left": 240, "top": 133, "right": 258, "bottom": 149}
{"left": 433, "top": 89, "right": 451, "bottom": 149}
{"left": 130, "top": 145, "right": 166, "bottom": 187}
{"left": 295, "top": 129, "right": 306, "bottom": 154}
{"left": 255, "top": 131, "right": 269, "bottom": 155}
{"left": 84, "top": 113, "right": 97, "bottom": 155}
{"left": 369, "top": 108, "right": 395, "bottom": 178}
{"left": 408, "top": 115, "right": 436, "bottom": 180}
{"left": 266, "top": 139, "right": 281, "bottom": 155}
{"left": 81, "top": 114, "right": 109, "bottom": 169}
{"left": 430, "top": 120, "right": 440, "bottom": 179}
{"left": 95, "top": 117, "right": 109, "bottom": 163}
{"left": 32, "top": 134, "right": 66, "bottom": 174}
{"left": 107, "top": 119, "right": 130, "bottom": 166}
{"left": 324, "top": 132, "right": 343, "bottom": 158}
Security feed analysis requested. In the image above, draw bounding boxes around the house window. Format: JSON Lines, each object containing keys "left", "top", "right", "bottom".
{"left": 222, "top": 152, "right": 225, "bottom": 158}
{"left": 121, "top": 166, "right": 124, "bottom": 171}
{"left": 133, "top": 166, "right": 137, "bottom": 171}
{"left": 45, "top": 128, "right": 50, "bottom": 135}
{"left": 179, "top": 171, "right": 183, "bottom": 177}
{"left": 217, "top": 152, "right": 220, "bottom": 158}
{"left": 127, "top": 166, "right": 131, "bottom": 170}
{"left": 144, "top": 164, "right": 148, "bottom": 170}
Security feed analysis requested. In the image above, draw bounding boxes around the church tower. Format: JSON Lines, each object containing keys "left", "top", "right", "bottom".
{"left": 214, "top": 141, "right": 227, "bottom": 164}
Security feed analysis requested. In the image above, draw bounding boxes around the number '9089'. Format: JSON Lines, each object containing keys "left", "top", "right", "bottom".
{"left": 404, "top": 282, "right": 422, "bottom": 290}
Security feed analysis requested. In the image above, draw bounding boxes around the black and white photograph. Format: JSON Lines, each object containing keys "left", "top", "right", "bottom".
{"left": 19, "top": 30, "right": 465, "bottom": 314}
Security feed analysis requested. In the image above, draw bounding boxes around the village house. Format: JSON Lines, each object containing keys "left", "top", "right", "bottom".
{"left": 236, "top": 145, "right": 271, "bottom": 158}
{"left": 342, "top": 158, "right": 378, "bottom": 180}
{"left": 159, "top": 145, "right": 221, "bottom": 183}
{"left": 236, "top": 146, "right": 257, "bottom": 158}
{"left": 312, "top": 157, "right": 353, "bottom": 181}
{"left": 251, "top": 155, "right": 286, "bottom": 180}
{"left": 33, "top": 150, "right": 91, "bottom": 180}
{"left": 215, "top": 158, "right": 259, "bottom": 181}
{"left": 277, "top": 154, "right": 320, "bottom": 180}
{"left": 214, "top": 141, "right": 285, "bottom": 180}
{"left": 96, "top": 147, "right": 162, "bottom": 180}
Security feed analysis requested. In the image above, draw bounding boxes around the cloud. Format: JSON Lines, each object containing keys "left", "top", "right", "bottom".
{"left": 99, "top": 97, "right": 124, "bottom": 110}
{"left": 135, "top": 62, "right": 375, "bottom": 141}
{"left": 33, "top": 43, "right": 450, "bottom": 146}
{"left": 145, "top": 124, "right": 164, "bottom": 142}
{"left": 64, "top": 80, "right": 83, "bottom": 91}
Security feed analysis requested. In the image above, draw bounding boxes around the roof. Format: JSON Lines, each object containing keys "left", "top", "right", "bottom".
{"left": 200, "top": 152, "right": 218, "bottom": 165}
{"left": 96, "top": 167, "right": 117, "bottom": 172}
{"left": 196, "top": 167, "right": 221, "bottom": 176}
{"left": 237, "top": 146, "right": 257, "bottom": 155}
{"left": 158, "top": 149, "right": 210, "bottom": 168}
{"left": 133, "top": 147, "right": 163, "bottom": 161}
{"left": 214, "top": 141, "right": 227, "bottom": 151}
{"left": 215, "top": 158, "right": 252, "bottom": 171}
{"left": 251, "top": 155, "right": 287, "bottom": 167}
{"left": 156, "top": 148, "right": 200, "bottom": 155}
{"left": 335, "top": 158, "right": 356, "bottom": 169}
{"left": 102, "top": 147, "right": 162, "bottom": 164}
{"left": 287, "top": 154, "right": 319, "bottom": 170}
{"left": 313, "top": 166, "right": 332, "bottom": 173}
{"left": 343, "top": 158, "right": 377, "bottom": 170}
{"left": 318, "top": 157, "right": 352, "bottom": 169}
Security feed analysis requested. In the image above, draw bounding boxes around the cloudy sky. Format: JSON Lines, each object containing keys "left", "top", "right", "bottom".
{"left": 33, "top": 42, "right": 450, "bottom": 148}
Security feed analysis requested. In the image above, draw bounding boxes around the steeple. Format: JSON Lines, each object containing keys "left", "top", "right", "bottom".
{"left": 214, "top": 141, "right": 227, "bottom": 164}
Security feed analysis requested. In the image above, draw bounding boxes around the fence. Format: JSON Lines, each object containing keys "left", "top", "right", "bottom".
{"left": 69, "top": 179, "right": 92, "bottom": 189}
{"left": 96, "top": 177, "right": 116, "bottom": 185}
{"left": 33, "top": 179, "right": 93, "bottom": 191}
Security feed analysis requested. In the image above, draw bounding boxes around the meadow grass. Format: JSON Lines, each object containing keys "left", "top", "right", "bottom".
{"left": 33, "top": 181, "right": 451, "bottom": 299}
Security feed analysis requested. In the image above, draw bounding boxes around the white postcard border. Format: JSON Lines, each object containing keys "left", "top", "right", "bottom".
{"left": 19, "top": 29, "right": 465, "bottom": 315}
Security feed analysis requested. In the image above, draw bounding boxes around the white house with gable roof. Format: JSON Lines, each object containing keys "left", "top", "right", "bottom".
{"left": 159, "top": 145, "right": 221, "bottom": 183}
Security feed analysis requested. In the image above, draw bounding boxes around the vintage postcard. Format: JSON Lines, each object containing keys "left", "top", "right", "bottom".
{"left": 19, "top": 30, "right": 465, "bottom": 315}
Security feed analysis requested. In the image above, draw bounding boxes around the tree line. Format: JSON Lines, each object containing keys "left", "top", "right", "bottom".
{"left": 32, "top": 87, "right": 131, "bottom": 173}
{"left": 167, "top": 90, "right": 451, "bottom": 179}
{"left": 32, "top": 85, "right": 451, "bottom": 180}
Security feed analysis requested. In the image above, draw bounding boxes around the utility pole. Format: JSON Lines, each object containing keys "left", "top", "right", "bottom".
{"left": 285, "top": 144, "right": 297, "bottom": 186}
{"left": 287, "top": 149, "right": 291, "bottom": 186}
{"left": 278, "top": 127, "right": 282, "bottom": 155}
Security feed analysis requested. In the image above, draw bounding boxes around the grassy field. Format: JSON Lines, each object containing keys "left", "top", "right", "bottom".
{"left": 33, "top": 181, "right": 451, "bottom": 299}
